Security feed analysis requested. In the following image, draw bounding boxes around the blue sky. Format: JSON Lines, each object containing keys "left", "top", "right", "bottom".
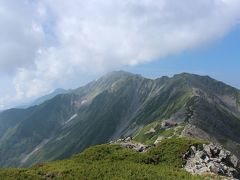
{"left": 0, "top": 0, "right": 240, "bottom": 109}
{"left": 125, "top": 26, "right": 240, "bottom": 88}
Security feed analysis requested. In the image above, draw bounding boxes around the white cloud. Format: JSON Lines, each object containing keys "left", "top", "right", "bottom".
{"left": 0, "top": 0, "right": 240, "bottom": 108}
{"left": 0, "top": 0, "right": 45, "bottom": 73}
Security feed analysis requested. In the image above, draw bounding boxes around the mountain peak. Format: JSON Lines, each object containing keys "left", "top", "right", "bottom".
{"left": 103, "top": 70, "right": 141, "bottom": 79}
{"left": 95, "top": 70, "right": 143, "bottom": 86}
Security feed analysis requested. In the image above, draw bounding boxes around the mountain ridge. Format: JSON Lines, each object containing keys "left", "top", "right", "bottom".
{"left": 0, "top": 71, "right": 239, "bottom": 167}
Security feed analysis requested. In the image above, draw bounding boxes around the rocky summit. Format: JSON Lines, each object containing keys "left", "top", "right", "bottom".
{"left": 183, "top": 143, "right": 240, "bottom": 179}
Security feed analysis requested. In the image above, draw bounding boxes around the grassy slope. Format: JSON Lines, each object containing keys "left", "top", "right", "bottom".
{"left": 0, "top": 138, "right": 206, "bottom": 180}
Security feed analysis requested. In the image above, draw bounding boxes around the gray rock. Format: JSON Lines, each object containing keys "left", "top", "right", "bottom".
{"left": 195, "top": 151, "right": 204, "bottom": 159}
{"left": 125, "top": 137, "right": 132, "bottom": 142}
{"left": 209, "top": 163, "right": 224, "bottom": 175}
{"left": 203, "top": 144, "right": 212, "bottom": 157}
{"left": 211, "top": 158, "right": 221, "bottom": 163}
{"left": 198, "top": 166, "right": 210, "bottom": 173}
{"left": 119, "top": 141, "right": 150, "bottom": 153}
{"left": 230, "top": 155, "right": 239, "bottom": 168}
{"left": 209, "top": 144, "right": 221, "bottom": 157}
{"left": 183, "top": 143, "right": 240, "bottom": 179}
{"left": 191, "top": 146, "right": 197, "bottom": 153}
{"left": 219, "top": 149, "right": 228, "bottom": 160}
{"left": 204, "top": 156, "right": 210, "bottom": 163}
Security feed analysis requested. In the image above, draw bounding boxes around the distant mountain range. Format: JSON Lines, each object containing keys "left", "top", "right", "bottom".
{"left": 0, "top": 71, "right": 239, "bottom": 167}
{"left": 16, "top": 88, "right": 69, "bottom": 109}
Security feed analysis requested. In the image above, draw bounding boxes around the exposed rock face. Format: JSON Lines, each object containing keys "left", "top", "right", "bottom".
{"left": 161, "top": 120, "right": 177, "bottom": 128}
{"left": 120, "top": 142, "right": 151, "bottom": 152}
{"left": 110, "top": 137, "right": 151, "bottom": 152}
{"left": 183, "top": 143, "right": 240, "bottom": 179}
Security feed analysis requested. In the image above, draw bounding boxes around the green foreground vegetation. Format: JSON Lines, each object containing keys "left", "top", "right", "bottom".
{"left": 0, "top": 138, "right": 209, "bottom": 180}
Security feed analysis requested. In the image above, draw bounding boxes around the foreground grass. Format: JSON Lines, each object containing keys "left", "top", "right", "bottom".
{"left": 0, "top": 138, "right": 205, "bottom": 180}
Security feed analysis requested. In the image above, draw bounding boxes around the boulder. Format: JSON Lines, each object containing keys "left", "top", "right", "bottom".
{"left": 183, "top": 143, "right": 240, "bottom": 179}
{"left": 224, "top": 154, "right": 239, "bottom": 168}
{"left": 125, "top": 137, "right": 132, "bottom": 142}
{"left": 230, "top": 155, "right": 239, "bottom": 168}
{"left": 190, "top": 146, "right": 197, "bottom": 154}
{"left": 209, "top": 163, "right": 224, "bottom": 175}
{"left": 203, "top": 156, "right": 210, "bottom": 163}
{"left": 209, "top": 144, "right": 221, "bottom": 157}
{"left": 203, "top": 144, "right": 211, "bottom": 157}
{"left": 194, "top": 151, "right": 204, "bottom": 161}
{"left": 119, "top": 141, "right": 150, "bottom": 153}
{"left": 219, "top": 149, "right": 228, "bottom": 160}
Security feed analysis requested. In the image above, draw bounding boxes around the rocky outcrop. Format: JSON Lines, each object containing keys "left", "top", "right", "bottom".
{"left": 183, "top": 143, "right": 240, "bottom": 179}
{"left": 110, "top": 137, "right": 151, "bottom": 152}
{"left": 161, "top": 120, "right": 177, "bottom": 128}
{"left": 120, "top": 142, "right": 151, "bottom": 152}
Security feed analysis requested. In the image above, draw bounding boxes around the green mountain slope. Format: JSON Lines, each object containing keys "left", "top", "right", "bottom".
{"left": 30, "top": 88, "right": 69, "bottom": 107}
{"left": 0, "top": 71, "right": 239, "bottom": 167}
{"left": 0, "top": 138, "right": 206, "bottom": 180}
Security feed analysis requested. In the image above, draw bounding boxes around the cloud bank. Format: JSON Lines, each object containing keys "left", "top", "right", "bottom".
{"left": 1, "top": 0, "right": 240, "bottom": 108}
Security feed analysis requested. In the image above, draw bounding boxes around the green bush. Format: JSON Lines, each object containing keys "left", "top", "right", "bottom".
{"left": 0, "top": 138, "right": 205, "bottom": 180}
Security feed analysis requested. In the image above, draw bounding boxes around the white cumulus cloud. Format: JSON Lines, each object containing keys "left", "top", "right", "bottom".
{"left": 0, "top": 0, "right": 240, "bottom": 108}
